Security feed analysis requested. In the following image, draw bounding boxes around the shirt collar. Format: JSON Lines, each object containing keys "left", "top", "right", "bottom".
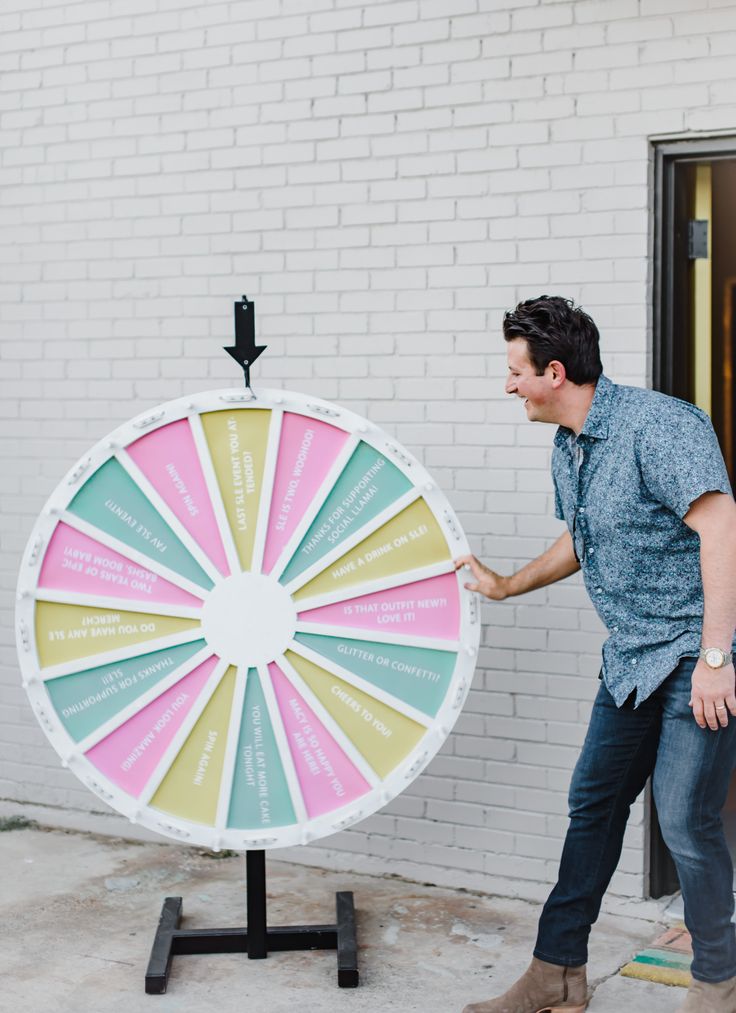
{"left": 554, "top": 374, "right": 613, "bottom": 448}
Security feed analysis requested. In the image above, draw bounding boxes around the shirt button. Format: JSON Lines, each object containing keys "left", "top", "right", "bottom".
{"left": 612, "top": 626, "right": 619, "bottom": 632}
{"left": 595, "top": 586, "right": 603, "bottom": 593}
{"left": 588, "top": 547, "right": 595, "bottom": 555}
{"left": 579, "top": 507, "right": 585, "bottom": 514}
{"left": 631, "top": 659, "right": 638, "bottom": 666}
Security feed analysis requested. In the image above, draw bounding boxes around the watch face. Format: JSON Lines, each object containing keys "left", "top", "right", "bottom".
{"left": 705, "top": 648, "right": 724, "bottom": 668}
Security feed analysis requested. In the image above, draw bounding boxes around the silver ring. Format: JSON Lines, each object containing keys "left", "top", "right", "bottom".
{"left": 716, "top": 705, "right": 727, "bottom": 711}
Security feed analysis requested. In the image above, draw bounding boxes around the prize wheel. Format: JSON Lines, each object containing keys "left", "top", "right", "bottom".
{"left": 16, "top": 389, "right": 480, "bottom": 850}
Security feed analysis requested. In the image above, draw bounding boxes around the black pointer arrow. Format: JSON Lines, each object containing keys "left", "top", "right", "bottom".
{"left": 223, "top": 295, "right": 267, "bottom": 393}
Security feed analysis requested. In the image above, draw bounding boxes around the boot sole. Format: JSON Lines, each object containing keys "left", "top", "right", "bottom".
{"left": 536, "top": 1006, "right": 587, "bottom": 1012}
{"left": 464, "top": 1002, "right": 587, "bottom": 1013}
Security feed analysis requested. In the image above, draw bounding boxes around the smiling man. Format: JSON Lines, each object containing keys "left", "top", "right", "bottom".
{"left": 457, "top": 296, "right": 736, "bottom": 1013}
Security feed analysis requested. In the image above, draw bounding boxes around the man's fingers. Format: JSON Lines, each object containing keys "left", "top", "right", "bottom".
{"left": 455, "top": 554, "right": 506, "bottom": 600}
{"left": 704, "top": 702, "right": 720, "bottom": 731}
{"left": 691, "top": 697, "right": 706, "bottom": 729}
{"left": 455, "top": 556, "right": 486, "bottom": 595}
{"left": 713, "top": 697, "right": 733, "bottom": 728}
{"left": 692, "top": 694, "right": 734, "bottom": 730}
{"left": 454, "top": 555, "right": 484, "bottom": 578}
{"left": 690, "top": 665, "right": 736, "bottom": 731}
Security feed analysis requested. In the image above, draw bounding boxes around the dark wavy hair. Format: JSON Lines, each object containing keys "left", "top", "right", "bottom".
{"left": 502, "top": 295, "right": 603, "bottom": 386}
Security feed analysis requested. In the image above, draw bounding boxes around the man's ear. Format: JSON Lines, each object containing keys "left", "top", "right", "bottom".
{"left": 547, "top": 359, "right": 567, "bottom": 389}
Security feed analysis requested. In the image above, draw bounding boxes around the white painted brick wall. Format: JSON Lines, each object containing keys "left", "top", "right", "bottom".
{"left": 2, "top": 0, "right": 736, "bottom": 903}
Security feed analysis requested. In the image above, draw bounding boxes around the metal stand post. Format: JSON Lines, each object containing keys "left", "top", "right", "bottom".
{"left": 145, "top": 850, "right": 359, "bottom": 994}
{"left": 245, "top": 848, "right": 267, "bottom": 959}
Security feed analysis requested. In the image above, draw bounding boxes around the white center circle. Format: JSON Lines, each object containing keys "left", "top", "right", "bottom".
{"left": 201, "top": 572, "right": 297, "bottom": 667}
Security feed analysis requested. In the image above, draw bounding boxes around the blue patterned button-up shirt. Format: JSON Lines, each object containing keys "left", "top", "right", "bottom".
{"left": 551, "top": 375, "right": 734, "bottom": 706}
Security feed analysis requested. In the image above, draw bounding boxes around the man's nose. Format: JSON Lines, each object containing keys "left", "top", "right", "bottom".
{"left": 505, "top": 376, "right": 516, "bottom": 394}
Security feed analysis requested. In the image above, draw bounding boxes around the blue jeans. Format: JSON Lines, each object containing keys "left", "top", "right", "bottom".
{"left": 534, "top": 657, "right": 736, "bottom": 983}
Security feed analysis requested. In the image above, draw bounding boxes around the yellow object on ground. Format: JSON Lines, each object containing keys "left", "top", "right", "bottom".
{"left": 619, "top": 924, "right": 692, "bottom": 988}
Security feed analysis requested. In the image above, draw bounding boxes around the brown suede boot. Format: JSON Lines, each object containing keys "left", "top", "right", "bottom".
{"left": 461, "top": 957, "right": 588, "bottom": 1013}
{"left": 676, "top": 975, "right": 736, "bottom": 1011}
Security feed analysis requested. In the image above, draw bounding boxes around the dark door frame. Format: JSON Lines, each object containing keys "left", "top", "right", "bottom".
{"left": 653, "top": 135, "right": 736, "bottom": 395}
{"left": 650, "top": 134, "right": 736, "bottom": 897}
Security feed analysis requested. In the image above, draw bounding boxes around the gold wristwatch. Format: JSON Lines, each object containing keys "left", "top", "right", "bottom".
{"left": 699, "top": 647, "right": 734, "bottom": 669}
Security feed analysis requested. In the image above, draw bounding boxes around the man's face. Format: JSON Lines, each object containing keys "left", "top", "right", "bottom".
{"left": 505, "top": 338, "right": 558, "bottom": 423}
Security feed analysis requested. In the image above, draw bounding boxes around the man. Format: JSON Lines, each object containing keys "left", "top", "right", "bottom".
{"left": 457, "top": 296, "right": 736, "bottom": 1013}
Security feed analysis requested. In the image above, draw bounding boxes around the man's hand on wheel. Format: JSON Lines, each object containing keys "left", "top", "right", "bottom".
{"left": 454, "top": 554, "right": 510, "bottom": 601}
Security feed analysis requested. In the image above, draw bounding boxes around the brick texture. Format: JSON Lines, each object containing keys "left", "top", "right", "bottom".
{"left": 2, "top": 0, "right": 735, "bottom": 902}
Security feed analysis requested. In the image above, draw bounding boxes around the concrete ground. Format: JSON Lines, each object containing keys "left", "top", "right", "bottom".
{"left": 0, "top": 822, "right": 684, "bottom": 1013}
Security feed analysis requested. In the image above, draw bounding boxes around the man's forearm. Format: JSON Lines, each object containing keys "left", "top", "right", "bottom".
{"left": 700, "top": 525, "right": 736, "bottom": 649}
{"left": 506, "top": 530, "right": 580, "bottom": 597}
{"left": 684, "top": 492, "right": 736, "bottom": 728}
{"left": 686, "top": 492, "right": 736, "bottom": 649}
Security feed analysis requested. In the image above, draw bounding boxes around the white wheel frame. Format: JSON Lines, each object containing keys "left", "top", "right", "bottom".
{"left": 16, "top": 387, "right": 480, "bottom": 851}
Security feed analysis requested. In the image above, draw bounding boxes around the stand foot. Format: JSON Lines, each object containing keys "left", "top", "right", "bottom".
{"left": 336, "top": 891, "right": 359, "bottom": 988}
{"left": 144, "top": 853, "right": 359, "bottom": 993}
{"left": 145, "top": 896, "right": 183, "bottom": 994}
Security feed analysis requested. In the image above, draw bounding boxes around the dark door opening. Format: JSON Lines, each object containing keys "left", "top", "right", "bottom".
{"left": 652, "top": 137, "right": 736, "bottom": 897}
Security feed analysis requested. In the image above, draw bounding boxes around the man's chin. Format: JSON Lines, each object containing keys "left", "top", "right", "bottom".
{"left": 524, "top": 405, "right": 549, "bottom": 424}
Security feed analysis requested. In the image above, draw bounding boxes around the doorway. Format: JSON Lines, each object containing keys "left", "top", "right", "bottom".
{"left": 652, "top": 136, "right": 736, "bottom": 897}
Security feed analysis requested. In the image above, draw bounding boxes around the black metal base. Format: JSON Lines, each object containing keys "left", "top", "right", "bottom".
{"left": 145, "top": 851, "right": 359, "bottom": 993}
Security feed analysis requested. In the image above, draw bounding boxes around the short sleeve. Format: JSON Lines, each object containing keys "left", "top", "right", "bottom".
{"left": 637, "top": 403, "right": 733, "bottom": 518}
{"left": 553, "top": 472, "right": 565, "bottom": 521}
{"left": 550, "top": 447, "right": 567, "bottom": 520}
